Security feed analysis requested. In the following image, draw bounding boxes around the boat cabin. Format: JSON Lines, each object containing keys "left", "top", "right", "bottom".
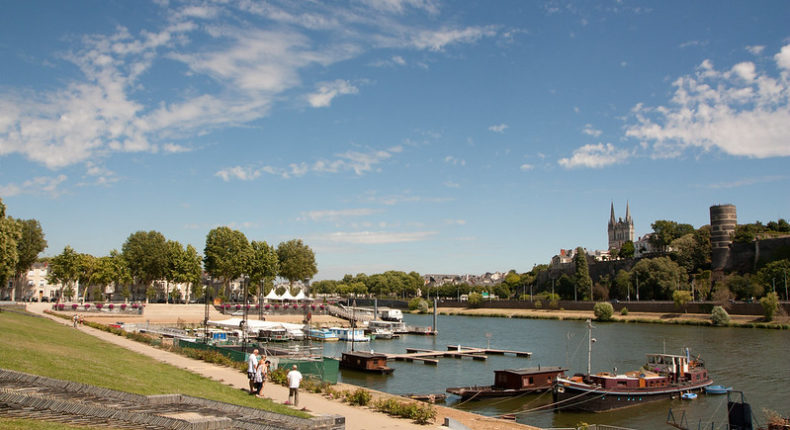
{"left": 340, "top": 351, "right": 394, "bottom": 374}
{"left": 587, "top": 352, "right": 709, "bottom": 390}
{"left": 494, "top": 367, "right": 567, "bottom": 390}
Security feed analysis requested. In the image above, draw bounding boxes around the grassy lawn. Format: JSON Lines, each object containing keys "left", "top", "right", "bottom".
{"left": 0, "top": 311, "right": 307, "bottom": 418}
{"left": 0, "top": 417, "right": 110, "bottom": 430}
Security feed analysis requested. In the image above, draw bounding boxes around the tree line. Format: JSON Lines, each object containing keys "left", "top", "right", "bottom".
{"left": 0, "top": 197, "right": 317, "bottom": 303}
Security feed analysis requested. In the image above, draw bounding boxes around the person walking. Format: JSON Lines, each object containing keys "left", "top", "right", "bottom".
{"left": 247, "top": 349, "right": 259, "bottom": 395}
{"left": 253, "top": 359, "right": 264, "bottom": 397}
{"left": 286, "top": 364, "right": 303, "bottom": 407}
{"left": 72, "top": 314, "right": 78, "bottom": 328}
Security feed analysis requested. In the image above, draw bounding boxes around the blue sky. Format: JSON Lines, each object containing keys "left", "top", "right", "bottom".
{"left": 1, "top": 0, "right": 789, "bottom": 280}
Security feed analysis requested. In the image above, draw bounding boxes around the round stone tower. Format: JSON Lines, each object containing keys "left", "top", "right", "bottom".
{"left": 710, "top": 204, "right": 737, "bottom": 271}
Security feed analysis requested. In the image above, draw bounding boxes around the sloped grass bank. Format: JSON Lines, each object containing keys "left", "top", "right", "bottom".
{"left": 0, "top": 311, "right": 305, "bottom": 417}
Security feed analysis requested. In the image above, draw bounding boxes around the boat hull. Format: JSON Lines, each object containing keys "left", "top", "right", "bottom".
{"left": 552, "top": 381, "right": 711, "bottom": 412}
{"left": 447, "top": 385, "right": 551, "bottom": 400}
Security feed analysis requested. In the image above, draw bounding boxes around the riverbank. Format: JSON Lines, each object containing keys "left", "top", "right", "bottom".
{"left": 436, "top": 306, "right": 790, "bottom": 328}
{"left": 22, "top": 303, "right": 539, "bottom": 430}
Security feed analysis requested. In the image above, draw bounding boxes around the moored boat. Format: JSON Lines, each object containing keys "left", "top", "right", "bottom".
{"left": 309, "top": 328, "right": 339, "bottom": 342}
{"left": 330, "top": 327, "right": 370, "bottom": 342}
{"left": 257, "top": 327, "right": 291, "bottom": 342}
{"left": 552, "top": 320, "right": 712, "bottom": 413}
{"left": 339, "top": 351, "right": 394, "bottom": 374}
{"left": 447, "top": 366, "right": 567, "bottom": 400}
{"left": 705, "top": 385, "right": 732, "bottom": 395}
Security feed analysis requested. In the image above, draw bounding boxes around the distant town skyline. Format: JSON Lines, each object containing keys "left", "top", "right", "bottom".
{"left": 1, "top": 1, "right": 789, "bottom": 280}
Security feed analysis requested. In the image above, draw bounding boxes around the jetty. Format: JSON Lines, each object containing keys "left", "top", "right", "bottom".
{"left": 380, "top": 345, "right": 532, "bottom": 366}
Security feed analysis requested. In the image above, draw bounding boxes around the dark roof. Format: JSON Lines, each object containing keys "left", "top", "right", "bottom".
{"left": 342, "top": 351, "right": 387, "bottom": 359}
{"left": 496, "top": 367, "right": 567, "bottom": 375}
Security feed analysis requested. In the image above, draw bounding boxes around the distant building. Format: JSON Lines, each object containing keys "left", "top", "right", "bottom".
{"left": 608, "top": 202, "right": 634, "bottom": 250}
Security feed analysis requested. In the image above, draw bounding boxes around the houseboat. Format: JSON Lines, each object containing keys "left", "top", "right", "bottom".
{"left": 339, "top": 351, "right": 394, "bottom": 374}
{"left": 553, "top": 350, "right": 712, "bottom": 412}
{"left": 368, "top": 319, "right": 407, "bottom": 334}
{"left": 257, "top": 327, "right": 290, "bottom": 342}
{"left": 447, "top": 366, "right": 567, "bottom": 400}
{"left": 380, "top": 309, "right": 403, "bottom": 322}
{"left": 309, "top": 328, "right": 339, "bottom": 342}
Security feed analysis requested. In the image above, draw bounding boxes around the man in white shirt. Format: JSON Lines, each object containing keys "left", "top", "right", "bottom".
{"left": 286, "top": 364, "right": 303, "bottom": 407}
{"left": 247, "top": 349, "right": 259, "bottom": 394}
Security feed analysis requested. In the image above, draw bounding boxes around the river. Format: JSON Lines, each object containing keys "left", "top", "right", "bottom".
{"left": 314, "top": 313, "right": 789, "bottom": 429}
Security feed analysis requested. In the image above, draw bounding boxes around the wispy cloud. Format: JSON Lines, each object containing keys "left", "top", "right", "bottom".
{"left": 520, "top": 163, "right": 534, "bottom": 171}
{"left": 301, "top": 208, "right": 382, "bottom": 222}
{"left": 320, "top": 230, "right": 437, "bottom": 244}
{"left": 444, "top": 219, "right": 466, "bottom": 225}
{"left": 444, "top": 155, "right": 466, "bottom": 166}
{"left": 488, "top": 123, "right": 508, "bottom": 133}
{"left": 307, "top": 79, "right": 360, "bottom": 108}
{"left": 558, "top": 143, "right": 630, "bottom": 169}
{"left": 626, "top": 43, "right": 790, "bottom": 159}
{"left": 705, "top": 175, "right": 785, "bottom": 189}
{"left": 0, "top": 175, "right": 68, "bottom": 197}
{"left": 746, "top": 45, "right": 765, "bottom": 55}
{"left": 582, "top": 123, "right": 602, "bottom": 137}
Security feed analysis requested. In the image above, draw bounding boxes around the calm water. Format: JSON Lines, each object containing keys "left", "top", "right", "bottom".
{"left": 313, "top": 314, "right": 789, "bottom": 429}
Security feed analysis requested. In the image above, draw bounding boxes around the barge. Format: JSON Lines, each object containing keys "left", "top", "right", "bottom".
{"left": 447, "top": 366, "right": 567, "bottom": 400}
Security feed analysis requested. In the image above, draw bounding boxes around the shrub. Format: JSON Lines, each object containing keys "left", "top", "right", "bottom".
{"left": 344, "top": 388, "right": 372, "bottom": 406}
{"left": 373, "top": 398, "right": 436, "bottom": 425}
{"left": 270, "top": 367, "right": 288, "bottom": 385}
{"left": 467, "top": 292, "right": 483, "bottom": 308}
{"left": 760, "top": 292, "right": 780, "bottom": 321}
{"left": 408, "top": 297, "right": 425, "bottom": 311}
{"left": 108, "top": 304, "right": 114, "bottom": 310}
{"left": 534, "top": 300, "right": 542, "bottom": 309}
{"left": 620, "top": 307, "right": 629, "bottom": 316}
{"left": 593, "top": 302, "right": 614, "bottom": 322}
{"left": 673, "top": 290, "right": 693, "bottom": 312}
{"left": 711, "top": 306, "right": 730, "bottom": 326}
{"left": 120, "top": 304, "right": 127, "bottom": 310}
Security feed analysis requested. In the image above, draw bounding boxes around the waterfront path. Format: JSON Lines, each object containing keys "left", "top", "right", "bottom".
{"left": 27, "top": 303, "right": 539, "bottom": 430}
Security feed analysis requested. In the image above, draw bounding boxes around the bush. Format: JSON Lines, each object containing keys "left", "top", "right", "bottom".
{"left": 467, "top": 292, "right": 483, "bottom": 308}
{"left": 673, "top": 290, "right": 693, "bottom": 312}
{"left": 344, "top": 388, "right": 372, "bottom": 406}
{"left": 760, "top": 292, "right": 780, "bottom": 321}
{"left": 620, "top": 307, "right": 629, "bottom": 316}
{"left": 593, "top": 302, "right": 614, "bottom": 322}
{"left": 373, "top": 398, "right": 436, "bottom": 425}
{"left": 711, "top": 306, "right": 730, "bottom": 326}
{"left": 408, "top": 297, "right": 429, "bottom": 313}
{"left": 533, "top": 300, "right": 542, "bottom": 309}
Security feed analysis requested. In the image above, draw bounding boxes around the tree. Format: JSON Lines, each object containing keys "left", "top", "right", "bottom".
{"left": 710, "top": 306, "right": 730, "bottom": 326}
{"left": 671, "top": 227, "right": 712, "bottom": 275}
{"left": 650, "top": 220, "right": 695, "bottom": 252}
{"left": 48, "top": 246, "right": 80, "bottom": 302}
{"left": 122, "top": 231, "right": 169, "bottom": 301}
{"left": 76, "top": 253, "right": 97, "bottom": 302}
{"left": 756, "top": 259, "right": 790, "bottom": 297}
{"left": 619, "top": 241, "right": 635, "bottom": 259}
{"left": 672, "top": 290, "right": 692, "bottom": 313}
{"left": 611, "top": 269, "right": 631, "bottom": 300}
{"left": 593, "top": 302, "right": 614, "bottom": 321}
{"left": 760, "top": 292, "right": 780, "bottom": 321}
{"left": 721, "top": 273, "right": 761, "bottom": 301}
{"left": 693, "top": 270, "right": 712, "bottom": 301}
{"left": 0, "top": 198, "right": 22, "bottom": 296}
{"left": 204, "top": 227, "right": 251, "bottom": 300}
{"left": 276, "top": 239, "right": 317, "bottom": 287}
{"left": 631, "top": 257, "right": 687, "bottom": 300}
{"left": 93, "top": 251, "right": 132, "bottom": 302}
{"left": 574, "top": 247, "right": 593, "bottom": 300}
{"left": 12, "top": 219, "right": 47, "bottom": 300}
{"left": 248, "top": 240, "right": 279, "bottom": 302}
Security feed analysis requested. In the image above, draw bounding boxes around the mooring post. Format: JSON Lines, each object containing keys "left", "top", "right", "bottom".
{"left": 433, "top": 298, "right": 438, "bottom": 334}
{"left": 374, "top": 298, "right": 378, "bottom": 320}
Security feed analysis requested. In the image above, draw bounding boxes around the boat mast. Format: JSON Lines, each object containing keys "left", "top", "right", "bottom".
{"left": 586, "top": 319, "right": 595, "bottom": 375}
{"left": 351, "top": 299, "right": 356, "bottom": 352}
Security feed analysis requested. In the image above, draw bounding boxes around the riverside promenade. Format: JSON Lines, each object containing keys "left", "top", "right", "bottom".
{"left": 28, "top": 303, "right": 539, "bottom": 430}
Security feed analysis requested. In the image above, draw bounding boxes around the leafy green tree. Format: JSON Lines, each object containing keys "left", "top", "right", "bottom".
{"left": 672, "top": 290, "right": 692, "bottom": 312}
{"left": 650, "top": 220, "right": 695, "bottom": 252}
{"left": 631, "top": 257, "right": 687, "bottom": 300}
{"left": 467, "top": 292, "right": 483, "bottom": 307}
{"left": 692, "top": 270, "right": 712, "bottom": 300}
{"left": 75, "top": 253, "right": 98, "bottom": 302}
{"left": 93, "top": 251, "right": 132, "bottom": 302}
{"left": 756, "top": 259, "right": 790, "bottom": 297}
{"left": 204, "top": 227, "right": 251, "bottom": 300}
{"left": 122, "top": 231, "right": 169, "bottom": 301}
{"left": 0, "top": 199, "right": 22, "bottom": 296}
{"left": 48, "top": 246, "right": 80, "bottom": 302}
{"left": 248, "top": 240, "right": 278, "bottom": 302}
{"left": 619, "top": 241, "right": 635, "bottom": 259}
{"left": 721, "top": 273, "right": 762, "bottom": 300}
{"left": 593, "top": 302, "right": 614, "bottom": 321}
{"left": 276, "top": 239, "right": 317, "bottom": 287}
{"left": 12, "top": 219, "right": 47, "bottom": 300}
{"left": 710, "top": 306, "right": 730, "bottom": 326}
{"left": 671, "top": 227, "right": 712, "bottom": 275}
{"left": 574, "top": 247, "right": 593, "bottom": 300}
{"left": 611, "top": 269, "right": 631, "bottom": 300}
{"left": 760, "top": 292, "right": 780, "bottom": 321}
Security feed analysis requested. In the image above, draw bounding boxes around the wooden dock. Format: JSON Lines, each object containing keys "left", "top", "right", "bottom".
{"left": 380, "top": 345, "right": 531, "bottom": 366}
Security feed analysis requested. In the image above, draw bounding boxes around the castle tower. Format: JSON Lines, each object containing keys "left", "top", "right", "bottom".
{"left": 608, "top": 202, "right": 635, "bottom": 250}
{"left": 710, "top": 204, "right": 737, "bottom": 272}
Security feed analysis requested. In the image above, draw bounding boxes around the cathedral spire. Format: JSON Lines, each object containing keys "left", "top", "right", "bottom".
{"left": 625, "top": 201, "right": 632, "bottom": 223}
{"left": 609, "top": 202, "right": 616, "bottom": 226}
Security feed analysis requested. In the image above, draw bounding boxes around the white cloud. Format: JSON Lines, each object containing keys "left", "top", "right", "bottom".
{"left": 410, "top": 26, "right": 497, "bottom": 51}
{"left": 626, "top": 43, "right": 790, "bottom": 159}
{"left": 705, "top": 175, "right": 784, "bottom": 189}
{"left": 215, "top": 166, "right": 261, "bottom": 181}
{"left": 444, "top": 155, "right": 466, "bottom": 166}
{"left": 582, "top": 123, "right": 602, "bottom": 137}
{"left": 746, "top": 45, "right": 765, "bottom": 55}
{"left": 488, "top": 123, "right": 508, "bottom": 133}
{"left": 558, "top": 143, "right": 630, "bottom": 169}
{"left": 322, "top": 230, "right": 437, "bottom": 244}
{"left": 162, "top": 143, "right": 192, "bottom": 153}
{"left": 357, "top": 0, "right": 440, "bottom": 15}
{"left": 444, "top": 219, "right": 466, "bottom": 225}
{"left": 307, "top": 80, "right": 360, "bottom": 108}
{"left": 443, "top": 181, "right": 460, "bottom": 188}
{"left": 519, "top": 163, "right": 534, "bottom": 171}
{"left": 0, "top": 175, "right": 68, "bottom": 197}
{"left": 302, "top": 208, "right": 381, "bottom": 221}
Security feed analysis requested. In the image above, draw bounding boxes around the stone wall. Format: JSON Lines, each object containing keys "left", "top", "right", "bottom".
{"left": 725, "top": 236, "right": 790, "bottom": 274}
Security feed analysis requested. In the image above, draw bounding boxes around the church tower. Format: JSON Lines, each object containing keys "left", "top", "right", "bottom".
{"left": 608, "top": 202, "right": 634, "bottom": 250}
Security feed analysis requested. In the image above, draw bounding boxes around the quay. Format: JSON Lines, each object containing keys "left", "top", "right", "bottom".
{"left": 380, "top": 345, "right": 532, "bottom": 365}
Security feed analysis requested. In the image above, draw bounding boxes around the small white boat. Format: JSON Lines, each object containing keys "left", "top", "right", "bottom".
{"left": 330, "top": 327, "right": 370, "bottom": 342}
{"left": 705, "top": 385, "right": 732, "bottom": 395}
{"left": 371, "top": 327, "right": 394, "bottom": 339}
{"left": 681, "top": 392, "right": 698, "bottom": 400}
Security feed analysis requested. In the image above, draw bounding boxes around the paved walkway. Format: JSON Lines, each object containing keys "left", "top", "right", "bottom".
{"left": 28, "top": 303, "right": 539, "bottom": 430}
